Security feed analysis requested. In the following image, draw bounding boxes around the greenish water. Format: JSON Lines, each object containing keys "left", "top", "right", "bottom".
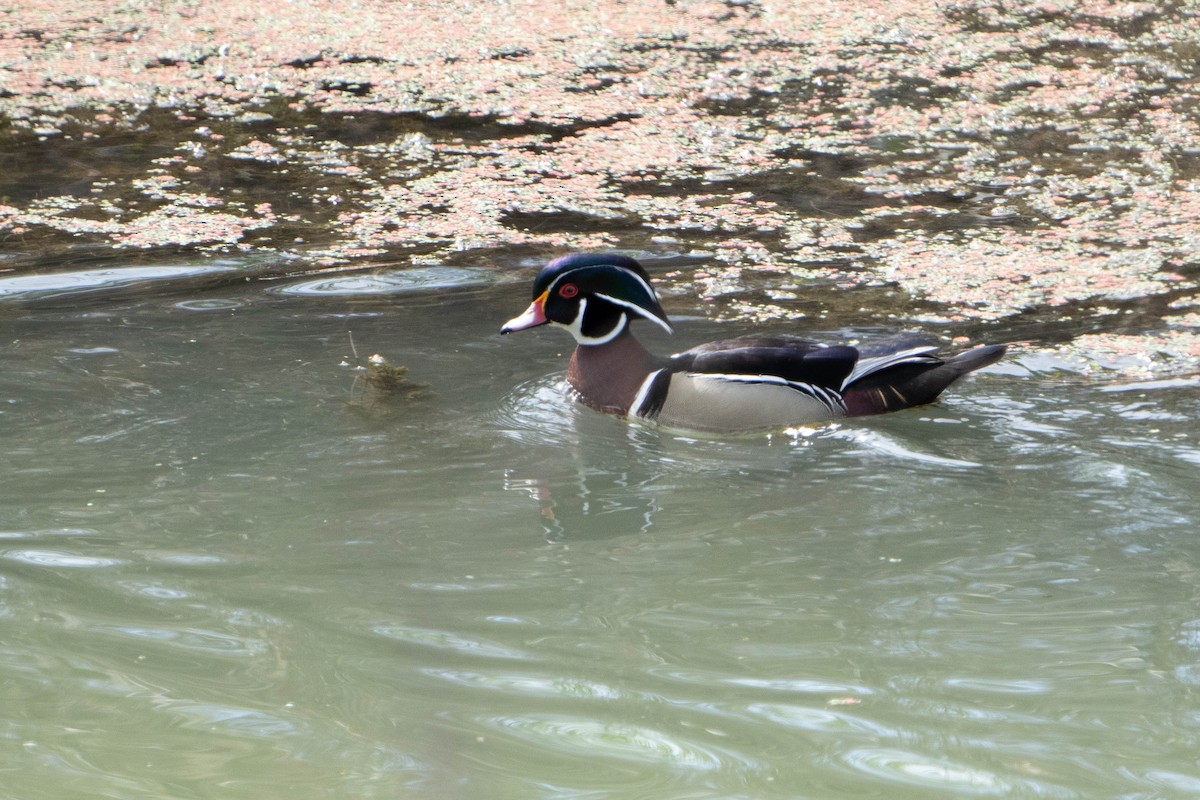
{"left": 3, "top": 260, "right": 1200, "bottom": 799}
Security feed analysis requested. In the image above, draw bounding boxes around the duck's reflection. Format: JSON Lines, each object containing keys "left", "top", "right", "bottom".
{"left": 496, "top": 374, "right": 823, "bottom": 541}
{"left": 496, "top": 375, "right": 669, "bottom": 541}
{"left": 503, "top": 469, "right": 661, "bottom": 542}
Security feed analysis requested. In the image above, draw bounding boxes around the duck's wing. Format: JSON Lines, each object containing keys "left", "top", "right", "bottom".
{"left": 678, "top": 334, "right": 828, "bottom": 355}
{"left": 633, "top": 339, "right": 856, "bottom": 429}
{"left": 842, "top": 344, "right": 943, "bottom": 389}
{"left": 669, "top": 338, "right": 858, "bottom": 391}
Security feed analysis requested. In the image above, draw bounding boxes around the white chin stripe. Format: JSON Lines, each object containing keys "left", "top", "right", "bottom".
{"left": 563, "top": 299, "right": 626, "bottom": 345}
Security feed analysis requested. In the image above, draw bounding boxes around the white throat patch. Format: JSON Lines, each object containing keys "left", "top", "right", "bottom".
{"left": 561, "top": 298, "right": 627, "bottom": 345}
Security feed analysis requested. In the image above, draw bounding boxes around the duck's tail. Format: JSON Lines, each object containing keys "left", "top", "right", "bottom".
{"left": 842, "top": 344, "right": 1007, "bottom": 416}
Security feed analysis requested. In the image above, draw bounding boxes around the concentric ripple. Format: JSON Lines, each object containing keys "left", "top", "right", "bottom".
{"left": 0, "top": 264, "right": 237, "bottom": 300}
{"left": 274, "top": 267, "right": 493, "bottom": 296}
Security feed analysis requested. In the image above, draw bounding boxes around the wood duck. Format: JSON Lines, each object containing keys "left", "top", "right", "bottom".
{"left": 501, "top": 253, "right": 1006, "bottom": 433}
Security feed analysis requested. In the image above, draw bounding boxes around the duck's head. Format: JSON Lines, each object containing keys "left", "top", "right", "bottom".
{"left": 500, "top": 253, "right": 673, "bottom": 345}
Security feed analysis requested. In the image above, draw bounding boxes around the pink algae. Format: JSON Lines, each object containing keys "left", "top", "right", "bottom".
{"left": 1, "top": 0, "right": 1199, "bottom": 373}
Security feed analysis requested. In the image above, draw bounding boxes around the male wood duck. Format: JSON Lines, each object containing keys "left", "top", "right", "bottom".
{"left": 501, "top": 253, "right": 1006, "bottom": 433}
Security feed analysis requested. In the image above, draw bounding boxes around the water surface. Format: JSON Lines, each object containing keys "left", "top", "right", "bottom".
{"left": 2, "top": 260, "right": 1200, "bottom": 798}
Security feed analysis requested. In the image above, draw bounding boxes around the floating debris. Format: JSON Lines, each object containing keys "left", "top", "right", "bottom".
{"left": 343, "top": 333, "right": 430, "bottom": 415}
{"left": 361, "top": 354, "right": 430, "bottom": 400}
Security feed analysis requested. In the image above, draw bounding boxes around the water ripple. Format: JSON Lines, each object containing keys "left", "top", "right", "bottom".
{"left": 114, "top": 580, "right": 190, "bottom": 600}
{"left": 0, "top": 528, "right": 97, "bottom": 540}
{"left": 2, "top": 549, "right": 124, "bottom": 569}
{"left": 143, "top": 552, "right": 228, "bottom": 567}
{"left": 1123, "top": 768, "right": 1200, "bottom": 794}
{"left": 0, "top": 264, "right": 237, "bottom": 300}
{"left": 839, "top": 747, "right": 1028, "bottom": 796}
{"left": 161, "top": 700, "right": 299, "bottom": 738}
{"left": 275, "top": 267, "right": 494, "bottom": 296}
{"left": 747, "top": 703, "right": 898, "bottom": 737}
{"left": 175, "top": 298, "right": 244, "bottom": 311}
{"left": 371, "top": 623, "right": 532, "bottom": 661}
{"left": 478, "top": 714, "right": 731, "bottom": 771}
{"left": 92, "top": 624, "right": 270, "bottom": 657}
{"left": 943, "top": 678, "right": 1053, "bottom": 695}
{"left": 725, "top": 676, "right": 877, "bottom": 696}
{"left": 493, "top": 375, "right": 582, "bottom": 447}
{"left": 421, "top": 668, "right": 625, "bottom": 700}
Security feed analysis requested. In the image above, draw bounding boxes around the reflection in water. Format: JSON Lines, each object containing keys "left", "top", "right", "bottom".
{"left": 497, "top": 376, "right": 665, "bottom": 541}
{"left": 494, "top": 374, "right": 1006, "bottom": 540}
{"left": 503, "top": 470, "right": 662, "bottom": 542}
{"left": 827, "top": 427, "right": 982, "bottom": 470}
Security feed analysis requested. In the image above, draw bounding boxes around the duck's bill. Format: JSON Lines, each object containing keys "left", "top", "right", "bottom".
{"left": 500, "top": 292, "right": 549, "bottom": 334}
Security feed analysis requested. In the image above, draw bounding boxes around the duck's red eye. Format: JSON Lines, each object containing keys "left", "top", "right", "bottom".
{"left": 558, "top": 283, "right": 579, "bottom": 299}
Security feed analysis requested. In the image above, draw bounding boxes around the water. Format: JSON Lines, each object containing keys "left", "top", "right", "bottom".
{"left": 2, "top": 261, "right": 1200, "bottom": 799}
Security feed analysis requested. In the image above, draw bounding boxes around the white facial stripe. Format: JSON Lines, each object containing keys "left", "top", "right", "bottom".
{"left": 588, "top": 316, "right": 627, "bottom": 344}
{"left": 562, "top": 298, "right": 626, "bottom": 345}
{"left": 594, "top": 292, "right": 673, "bottom": 334}
{"left": 563, "top": 297, "right": 586, "bottom": 340}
